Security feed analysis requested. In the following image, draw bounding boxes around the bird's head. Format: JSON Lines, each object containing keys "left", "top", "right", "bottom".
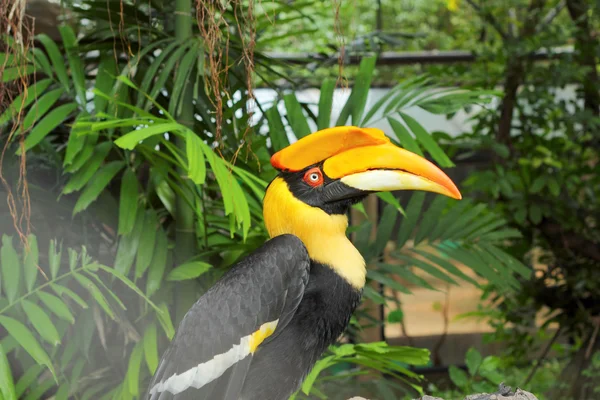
{"left": 263, "top": 126, "right": 461, "bottom": 287}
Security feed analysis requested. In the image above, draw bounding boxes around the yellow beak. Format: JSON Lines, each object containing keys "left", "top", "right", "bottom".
{"left": 324, "top": 142, "right": 462, "bottom": 199}
{"left": 271, "top": 126, "right": 462, "bottom": 200}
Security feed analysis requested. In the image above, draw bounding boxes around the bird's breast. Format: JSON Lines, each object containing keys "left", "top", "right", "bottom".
{"left": 241, "top": 262, "right": 362, "bottom": 400}
{"left": 293, "top": 261, "right": 363, "bottom": 350}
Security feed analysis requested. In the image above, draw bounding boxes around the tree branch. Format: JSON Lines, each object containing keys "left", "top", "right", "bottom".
{"left": 521, "top": 0, "right": 548, "bottom": 37}
{"left": 566, "top": 0, "right": 600, "bottom": 117}
{"left": 536, "top": 0, "right": 566, "bottom": 32}
{"left": 464, "top": 0, "right": 510, "bottom": 40}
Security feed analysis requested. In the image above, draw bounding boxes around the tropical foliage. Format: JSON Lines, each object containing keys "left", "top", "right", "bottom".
{"left": 3, "top": 0, "right": 593, "bottom": 399}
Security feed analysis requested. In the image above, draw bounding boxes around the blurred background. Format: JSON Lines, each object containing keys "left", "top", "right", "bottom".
{"left": 0, "top": 0, "right": 598, "bottom": 399}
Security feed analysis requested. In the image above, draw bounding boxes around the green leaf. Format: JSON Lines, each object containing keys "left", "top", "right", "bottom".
{"left": 368, "top": 269, "right": 411, "bottom": 294}
{"left": 302, "top": 355, "right": 335, "bottom": 395}
{"left": 317, "top": 78, "right": 335, "bottom": 129}
{"left": 51, "top": 283, "right": 88, "bottom": 309}
{"left": 449, "top": 365, "right": 469, "bottom": 388}
{"left": 480, "top": 244, "right": 531, "bottom": 279}
{"left": 1, "top": 65, "right": 35, "bottom": 82}
{"left": 397, "top": 193, "right": 426, "bottom": 248}
{"left": 95, "top": 264, "right": 160, "bottom": 314}
{"left": 146, "top": 229, "right": 168, "bottom": 297}
{"left": 388, "top": 118, "right": 423, "bottom": 156}
{"left": 32, "top": 48, "right": 53, "bottom": 78}
{"left": 136, "top": 39, "right": 184, "bottom": 109}
{"left": 53, "top": 385, "right": 70, "bottom": 400}
{"left": 153, "top": 175, "right": 175, "bottom": 216}
{"left": 63, "top": 135, "right": 99, "bottom": 174}
{"left": 0, "top": 79, "right": 52, "bottom": 125}
{"left": 529, "top": 204, "right": 542, "bottom": 224}
{"left": 443, "top": 246, "right": 507, "bottom": 291}
{"left": 396, "top": 255, "right": 458, "bottom": 285}
{"left": 379, "top": 263, "right": 436, "bottom": 291}
{"left": 15, "top": 365, "right": 43, "bottom": 399}
{"left": 68, "top": 248, "right": 78, "bottom": 271}
{"left": 63, "top": 142, "right": 112, "bottom": 194}
{"left": 414, "top": 196, "right": 447, "bottom": 245}
{"left": 335, "top": 92, "right": 353, "bottom": 126}
{"left": 530, "top": 175, "right": 547, "bottom": 193}
{"left": 20, "top": 88, "right": 65, "bottom": 132}
{"left": 21, "top": 299, "right": 61, "bottom": 346}
{"left": 37, "top": 291, "right": 74, "bottom": 324}
{"left": 36, "top": 34, "right": 69, "bottom": 91}
{"left": 115, "top": 123, "right": 183, "bottom": 150}
{"left": 118, "top": 168, "right": 139, "bottom": 235}
{"left": 1, "top": 235, "right": 20, "bottom": 303}
{"left": 479, "top": 356, "right": 504, "bottom": 385}
{"left": 23, "top": 378, "right": 55, "bottom": 400}
{"left": 169, "top": 42, "right": 200, "bottom": 116}
{"left": 23, "top": 234, "right": 39, "bottom": 292}
{"left": 415, "top": 249, "right": 479, "bottom": 286}
{"left": 143, "top": 323, "right": 159, "bottom": 374}
{"left": 229, "top": 174, "right": 251, "bottom": 239}
{"left": 283, "top": 93, "right": 311, "bottom": 139}
{"left": 362, "top": 85, "right": 402, "bottom": 125}
{"left": 186, "top": 131, "right": 206, "bottom": 184}
{"left": 156, "top": 302, "right": 175, "bottom": 340}
{"left": 94, "top": 55, "right": 117, "bottom": 113}
{"left": 167, "top": 261, "right": 212, "bottom": 281}
{"left": 399, "top": 112, "right": 454, "bottom": 167}
{"left": 19, "top": 103, "right": 78, "bottom": 153}
{"left": 362, "top": 284, "right": 387, "bottom": 304}
{"left": 547, "top": 177, "right": 560, "bottom": 197}
{"left": 59, "top": 25, "right": 87, "bottom": 107}
{"left": 351, "top": 56, "right": 376, "bottom": 125}
{"left": 115, "top": 208, "right": 145, "bottom": 276}
{"left": 135, "top": 211, "right": 158, "bottom": 279}
{"left": 439, "top": 203, "right": 487, "bottom": 241}
{"left": 465, "top": 347, "right": 482, "bottom": 376}
{"left": 0, "top": 316, "right": 56, "bottom": 381}
{"left": 73, "top": 161, "right": 125, "bottom": 215}
{"left": 331, "top": 343, "right": 356, "bottom": 357}
{"left": 63, "top": 119, "right": 88, "bottom": 166}
{"left": 266, "top": 106, "right": 289, "bottom": 152}
{"left": 0, "top": 343, "right": 17, "bottom": 400}
{"left": 373, "top": 204, "right": 398, "bottom": 257}
{"left": 73, "top": 273, "right": 115, "bottom": 320}
{"left": 126, "top": 343, "right": 143, "bottom": 396}
{"left": 387, "top": 309, "right": 404, "bottom": 323}
{"left": 376, "top": 192, "right": 405, "bottom": 215}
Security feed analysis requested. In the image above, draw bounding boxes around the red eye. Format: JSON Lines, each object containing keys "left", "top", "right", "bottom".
{"left": 303, "top": 167, "right": 323, "bottom": 187}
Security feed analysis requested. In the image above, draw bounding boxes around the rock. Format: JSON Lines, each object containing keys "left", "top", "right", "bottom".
{"left": 414, "top": 384, "right": 539, "bottom": 400}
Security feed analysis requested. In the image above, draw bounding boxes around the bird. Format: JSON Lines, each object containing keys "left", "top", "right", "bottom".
{"left": 147, "top": 126, "right": 461, "bottom": 400}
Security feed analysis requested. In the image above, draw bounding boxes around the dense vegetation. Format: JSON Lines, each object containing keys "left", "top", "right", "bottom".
{"left": 0, "top": 0, "right": 598, "bottom": 399}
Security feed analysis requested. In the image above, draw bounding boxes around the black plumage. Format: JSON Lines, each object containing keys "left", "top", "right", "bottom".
{"left": 147, "top": 234, "right": 361, "bottom": 400}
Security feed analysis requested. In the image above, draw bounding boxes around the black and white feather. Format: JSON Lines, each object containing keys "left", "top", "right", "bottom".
{"left": 147, "top": 235, "right": 310, "bottom": 400}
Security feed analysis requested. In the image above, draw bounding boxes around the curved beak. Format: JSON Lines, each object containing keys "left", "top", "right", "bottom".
{"left": 270, "top": 126, "right": 462, "bottom": 201}
{"left": 323, "top": 143, "right": 462, "bottom": 200}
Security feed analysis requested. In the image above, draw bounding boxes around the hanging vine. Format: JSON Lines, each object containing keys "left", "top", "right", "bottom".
{"left": 195, "top": 0, "right": 257, "bottom": 158}
{"left": 0, "top": 0, "right": 33, "bottom": 244}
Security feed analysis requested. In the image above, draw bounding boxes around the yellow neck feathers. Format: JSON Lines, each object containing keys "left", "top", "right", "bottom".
{"left": 263, "top": 177, "right": 366, "bottom": 289}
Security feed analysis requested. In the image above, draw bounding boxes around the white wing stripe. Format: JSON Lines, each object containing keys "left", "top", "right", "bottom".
{"left": 150, "top": 320, "right": 278, "bottom": 396}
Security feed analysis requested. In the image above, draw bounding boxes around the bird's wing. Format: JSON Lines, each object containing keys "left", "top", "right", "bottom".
{"left": 147, "top": 234, "right": 310, "bottom": 400}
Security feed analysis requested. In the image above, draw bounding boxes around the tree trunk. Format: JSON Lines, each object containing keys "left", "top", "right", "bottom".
{"left": 566, "top": 0, "right": 600, "bottom": 118}
{"left": 497, "top": 58, "right": 525, "bottom": 148}
{"left": 174, "top": 0, "right": 196, "bottom": 265}
{"left": 173, "top": 0, "right": 198, "bottom": 325}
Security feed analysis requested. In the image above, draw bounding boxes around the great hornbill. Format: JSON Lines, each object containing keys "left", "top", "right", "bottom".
{"left": 147, "top": 126, "right": 461, "bottom": 400}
